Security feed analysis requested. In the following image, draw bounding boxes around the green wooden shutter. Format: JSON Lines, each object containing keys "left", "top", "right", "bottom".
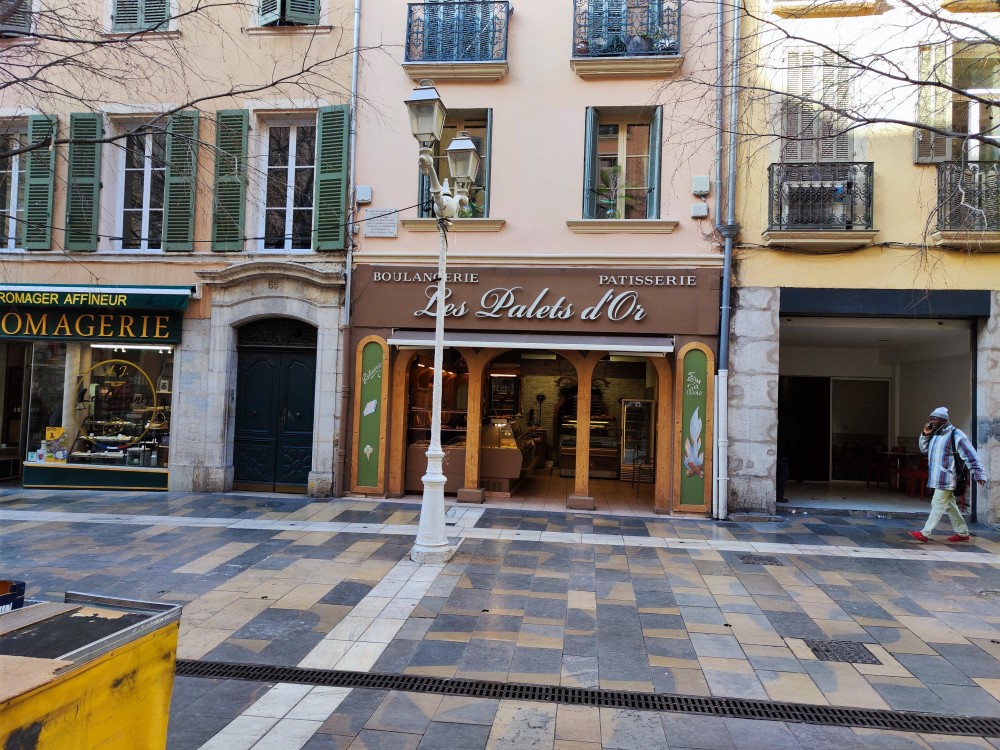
{"left": 259, "top": 0, "right": 280, "bottom": 25}
{"left": 211, "top": 109, "right": 249, "bottom": 252}
{"left": 22, "top": 114, "right": 56, "bottom": 250}
{"left": 481, "top": 109, "right": 492, "bottom": 216}
{"left": 915, "top": 44, "right": 953, "bottom": 163}
{"left": 285, "top": 0, "right": 318, "bottom": 25}
{"left": 0, "top": 0, "right": 32, "bottom": 35}
{"left": 112, "top": 0, "right": 140, "bottom": 31}
{"left": 141, "top": 0, "right": 169, "bottom": 29}
{"left": 313, "top": 105, "right": 350, "bottom": 252}
{"left": 64, "top": 113, "right": 103, "bottom": 252}
{"left": 646, "top": 107, "right": 662, "bottom": 219}
{"left": 582, "top": 107, "right": 600, "bottom": 219}
{"left": 162, "top": 111, "right": 199, "bottom": 251}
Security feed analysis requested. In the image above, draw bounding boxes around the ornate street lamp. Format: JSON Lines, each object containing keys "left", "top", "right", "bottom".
{"left": 404, "top": 80, "right": 481, "bottom": 564}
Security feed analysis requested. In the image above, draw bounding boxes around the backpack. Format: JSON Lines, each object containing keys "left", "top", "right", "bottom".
{"left": 950, "top": 429, "right": 970, "bottom": 497}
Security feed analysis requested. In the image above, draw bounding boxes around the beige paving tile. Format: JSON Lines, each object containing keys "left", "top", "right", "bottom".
{"left": 181, "top": 590, "right": 245, "bottom": 622}
{"left": 807, "top": 662, "right": 892, "bottom": 709}
{"left": 974, "top": 678, "right": 1000, "bottom": 700}
{"left": 895, "top": 615, "right": 970, "bottom": 644}
{"left": 758, "top": 670, "right": 829, "bottom": 705}
{"left": 555, "top": 704, "right": 600, "bottom": 742}
{"left": 272, "top": 583, "right": 336, "bottom": 610}
{"left": 568, "top": 590, "right": 597, "bottom": 610}
{"left": 200, "top": 597, "right": 273, "bottom": 631}
{"left": 177, "top": 627, "right": 233, "bottom": 659}
{"left": 174, "top": 542, "right": 257, "bottom": 575}
{"left": 814, "top": 618, "right": 872, "bottom": 640}
{"left": 486, "top": 701, "right": 556, "bottom": 750}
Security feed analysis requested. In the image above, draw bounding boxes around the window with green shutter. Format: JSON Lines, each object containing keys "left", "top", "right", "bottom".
{"left": 313, "top": 105, "right": 350, "bottom": 251}
{"left": 22, "top": 114, "right": 57, "bottom": 250}
{"left": 112, "top": 0, "right": 169, "bottom": 33}
{"left": 0, "top": 0, "right": 32, "bottom": 36}
{"left": 211, "top": 110, "right": 249, "bottom": 252}
{"left": 582, "top": 106, "right": 661, "bottom": 219}
{"left": 65, "top": 113, "right": 103, "bottom": 252}
{"left": 258, "top": 0, "right": 319, "bottom": 26}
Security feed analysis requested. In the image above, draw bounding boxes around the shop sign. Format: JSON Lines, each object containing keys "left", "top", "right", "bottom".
{"left": 352, "top": 266, "right": 719, "bottom": 336}
{"left": 0, "top": 284, "right": 192, "bottom": 310}
{"left": 0, "top": 310, "right": 182, "bottom": 343}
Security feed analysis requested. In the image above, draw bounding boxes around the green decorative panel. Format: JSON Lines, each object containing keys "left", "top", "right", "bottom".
{"left": 355, "top": 341, "right": 386, "bottom": 488}
{"left": 679, "top": 348, "right": 709, "bottom": 506}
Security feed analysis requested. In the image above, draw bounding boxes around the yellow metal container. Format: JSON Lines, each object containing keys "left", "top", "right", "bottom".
{"left": 0, "top": 592, "right": 182, "bottom": 750}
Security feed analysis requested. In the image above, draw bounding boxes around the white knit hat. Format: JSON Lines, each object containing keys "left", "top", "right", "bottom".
{"left": 929, "top": 406, "right": 949, "bottom": 420}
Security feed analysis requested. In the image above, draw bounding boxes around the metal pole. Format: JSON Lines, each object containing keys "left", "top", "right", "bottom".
{"left": 410, "top": 217, "right": 456, "bottom": 564}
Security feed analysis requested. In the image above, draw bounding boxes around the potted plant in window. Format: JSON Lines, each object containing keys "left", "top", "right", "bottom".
{"left": 595, "top": 165, "right": 639, "bottom": 219}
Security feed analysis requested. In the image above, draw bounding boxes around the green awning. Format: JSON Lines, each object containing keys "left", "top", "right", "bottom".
{"left": 0, "top": 284, "right": 193, "bottom": 311}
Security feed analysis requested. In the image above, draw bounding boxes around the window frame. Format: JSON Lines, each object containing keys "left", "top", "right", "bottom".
{"left": 417, "top": 109, "right": 491, "bottom": 219}
{"left": 252, "top": 114, "right": 319, "bottom": 254}
{"left": 582, "top": 105, "right": 661, "bottom": 220}
{"left": 0, "top": 127, "right": 28, "bottom": 251}
{"left": 114, "top": 126, "right": 169, "bottom": 253}
{"left": 108, "top": 0, "right": 175, "bottom": 34}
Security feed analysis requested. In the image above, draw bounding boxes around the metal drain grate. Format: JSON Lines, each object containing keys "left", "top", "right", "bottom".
{"left": 736, "top": 553, "right": 783, "bottom": 566}
{"left": 175, "top": 659, "right": 1000, "bottom": 736}
{"left": 804, "top": 640, "right": 881, "bottom": 665}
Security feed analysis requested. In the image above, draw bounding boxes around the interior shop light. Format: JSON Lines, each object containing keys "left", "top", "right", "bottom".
{"left": 90, "top": 344, "right": 173, "bottom": 352}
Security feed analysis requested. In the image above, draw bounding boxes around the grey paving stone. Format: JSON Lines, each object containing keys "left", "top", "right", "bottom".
{"left": 431, "top": 696, "right": 499, "bottom": 726}
{"left": 846, "top": 730, "right": 934, "bottom": 749}
{"left": 925, "top": 682, "right": 1000, "bottom": 717}
{"left": 786, "top": 722, "right": 865, "bottom": 750}
{"left": 661, "top": 713, "right": 735, "bottom": 749}
{"left": 722, "top": 718, "right": 803, "bottom": 750}
{"left": 893, "top": 654, "right": 977, "bottom": 686}
{"left": 456, "top": 639, "right": 515, "bottom": 673}
{"left": 563, "top": 633, "right": 599, "bottom": 657}
{"left": 869, "top": 680, "right": 950, "bottom": 713}
{"left": 166, "top": 712, "right": 235, "bottom": 750}
{"left": 408, "top": 639, "right": 468, "bottom": 668}
{"left": 690, "top": 632, "right": 746, "bottom": 659}
{"left": 372, "top": 639, "right": 422, "bottom": 672}
{"left": 348, "top": 729, "right": 421, "bottom": 750}
{"left": 415, "top": 720, "right": 490, "bottom": 750}
{"left": 320, "top": 689, "right": 389, "bottom": 738}
{"left": 508, "top": 645, "right": 563, "bottom": 675}
{"left": 600, "top": 707, "right": 668, "bottom": 748}
{"left": 300, "top": 733, "right": 355, "bottom": 750}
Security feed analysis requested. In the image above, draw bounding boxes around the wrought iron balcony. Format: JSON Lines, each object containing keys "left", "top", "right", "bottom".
{"left": 572, "top": 0, "right": 680, "bottom": 58}
{"left": 936, "top": 161, "right": 1000, "bottom": 232}
{"left": 767, "top": 162, "right": 874, "bottom": 231}
{"left": 405, "top": 1, "right": 510, "bottom": 64}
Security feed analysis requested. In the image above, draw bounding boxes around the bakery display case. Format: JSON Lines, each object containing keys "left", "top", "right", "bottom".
{"left": 558, "top": 418, "right": 620, "bottom": 479}
{"left": 481, "top": 417, "right": 537, "bottom": 493}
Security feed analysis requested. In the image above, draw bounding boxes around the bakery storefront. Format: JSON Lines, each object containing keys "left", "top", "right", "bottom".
{"left": 348, "top": 265, "right": 720, "bottom": 515}
{"left": 0, "top": 284, "right": 190, "bottom": 491}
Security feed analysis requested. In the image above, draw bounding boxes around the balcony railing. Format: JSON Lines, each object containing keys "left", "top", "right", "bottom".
{"left": 767, "top": 162, "right": 874, "bottom": 231}
{"left": 937, "top": 161, "right": 1000, "bottom": 232}
{"left": 405, "top": 1, "right": 510, "bottom": 63}
{"left": 572, "top": 0, "right": 680, "bottom": 57}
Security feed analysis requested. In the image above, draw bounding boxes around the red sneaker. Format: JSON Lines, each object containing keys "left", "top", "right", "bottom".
{"left": 946, "top": 534, "right": 970, "bottom": 542}
{"left": 908, "top": 531, "right": 930, "bottom": 543}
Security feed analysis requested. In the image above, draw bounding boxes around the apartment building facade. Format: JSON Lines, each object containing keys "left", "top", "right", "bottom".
{"left": 346, "top": 0, "right": 728, "bottom": 514}
{"left": 727, "top": 0, "right": 1000, "bottom": 522}
{"left": 0, "top": 0, "right": 355, "bottom": 494}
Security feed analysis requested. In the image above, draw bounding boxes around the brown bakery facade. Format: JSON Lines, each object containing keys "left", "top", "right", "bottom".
{"left": 348, "top": 265, "right": 721, "bottom": 514}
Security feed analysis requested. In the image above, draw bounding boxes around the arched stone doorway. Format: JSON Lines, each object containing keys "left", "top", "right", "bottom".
{"left": 233, "top": 319, "right": 318, "bottom": 493}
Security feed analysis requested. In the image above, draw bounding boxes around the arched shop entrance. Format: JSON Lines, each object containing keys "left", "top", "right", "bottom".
{"left": 347, "top": 263, "right": 721, "bottom": 515}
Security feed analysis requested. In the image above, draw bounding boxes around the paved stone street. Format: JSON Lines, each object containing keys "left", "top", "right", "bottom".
{"left": 4, "top": 488, "right": 1000, "bottom": 749}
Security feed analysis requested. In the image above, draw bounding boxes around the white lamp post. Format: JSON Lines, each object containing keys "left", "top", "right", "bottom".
{"left": 404, "top": 80, "right": 481, "bottom": 564}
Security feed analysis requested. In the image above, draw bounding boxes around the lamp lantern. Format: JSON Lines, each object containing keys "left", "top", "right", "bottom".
{"left": 404, "top": 79, "right": 447, "bottom": 147}
{"left": 445, "top": 130, "right": 481, "bottom": 191}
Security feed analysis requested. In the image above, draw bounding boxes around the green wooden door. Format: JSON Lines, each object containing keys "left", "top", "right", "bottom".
{"left": 233, "top": 350, "right": 316, "bottom": 493}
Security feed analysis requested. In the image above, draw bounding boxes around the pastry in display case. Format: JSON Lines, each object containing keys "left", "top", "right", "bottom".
{"left": 480, "top": 417, "right": 538, "bottom": 493}
{"left": 558, "top": 418, "right": 620, "bottom": 479}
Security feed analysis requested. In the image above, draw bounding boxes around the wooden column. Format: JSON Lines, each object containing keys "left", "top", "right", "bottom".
{"left": 650, "top": 356, "right": 675, "bottom": 514}
{"left": 560, "top": 351, "right": 605, "bottom": 510}
{"left": 457, "top": 349, "right": 491, "bottom": 503}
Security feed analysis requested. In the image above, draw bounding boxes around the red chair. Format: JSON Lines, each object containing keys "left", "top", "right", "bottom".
{"left": 901, "top": 457, "right": 929, "bottom": 500}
